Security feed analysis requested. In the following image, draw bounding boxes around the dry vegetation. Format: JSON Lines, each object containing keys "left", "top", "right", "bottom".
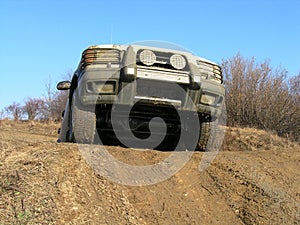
{"left": 223, "top": 126, "right": 297, "bottom": 151}
{"left": 0, "top": 121, "right": 299, "bottom": 224}
{"left": 223, "top": 54, "right": 300, "bottom": 141}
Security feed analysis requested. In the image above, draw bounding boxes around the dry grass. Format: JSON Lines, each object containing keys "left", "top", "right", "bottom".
{"left": 222, "top": 126, "right": 298, "bottom": 151}
{"left": 0, "top": 121, "right": 59, "bottom": 224}
{"left": 0, "top": 134, "right": 29, "bottom": 224}
{"left": 0, "top": 120, "right": 60, "bottom": 137}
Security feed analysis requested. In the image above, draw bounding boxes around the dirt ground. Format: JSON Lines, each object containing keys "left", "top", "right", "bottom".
{"left": 0, "top": 121, "right": 299, "bottom": 225}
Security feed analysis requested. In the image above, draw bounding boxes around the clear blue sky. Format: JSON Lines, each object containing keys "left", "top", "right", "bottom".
{"left": 0, "top": 0, "right": 299, "bottom": 111}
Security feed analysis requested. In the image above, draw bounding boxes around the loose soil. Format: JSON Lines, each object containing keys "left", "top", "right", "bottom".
{"left": 0, "top": 121, "right": 299, "bottom": 224}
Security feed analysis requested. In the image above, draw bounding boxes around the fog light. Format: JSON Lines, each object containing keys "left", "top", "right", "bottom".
{"left": 200, "top": 93, "right": 216, "bottom": 105}
{"left": 139, "top": 50, "right": 156, "bottom": 66}
{"left": 170, "top": 54, "right": 186, "bottom": 70}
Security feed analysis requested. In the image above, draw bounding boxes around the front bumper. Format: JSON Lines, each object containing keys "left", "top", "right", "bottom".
{"left": 77, "top": 66, "right": 224, "bottom": 118}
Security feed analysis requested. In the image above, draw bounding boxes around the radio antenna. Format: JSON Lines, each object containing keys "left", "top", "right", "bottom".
{"left": 110, "top": 25, "right": 113, "bottom": 44}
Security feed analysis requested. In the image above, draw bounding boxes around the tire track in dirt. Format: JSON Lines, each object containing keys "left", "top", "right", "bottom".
{"left": 121, "top": 152, "right": 243, "bottom": 225}
{"left": 1, "top": 123, "right": 299, "bottom": 224}
{"left": 205, "top": 150, "right": 300, "bottom": 225}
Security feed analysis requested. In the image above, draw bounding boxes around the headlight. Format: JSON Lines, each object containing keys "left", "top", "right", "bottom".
{"left": 200, "top": 93, "right": 216, "bottom": 105}
{"left": 139, "top": 50, "right": 156, "bottom": 66}
{"left": 170, "top": 54, "right": 186, "bottom": 70}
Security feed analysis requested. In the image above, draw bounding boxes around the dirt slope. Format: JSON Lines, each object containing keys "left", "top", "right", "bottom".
{"left": 0, "top": 122, "right": 299, "bottom": 224}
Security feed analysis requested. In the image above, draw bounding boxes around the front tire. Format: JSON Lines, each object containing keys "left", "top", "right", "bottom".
{"left": 70, "top": 97, "right": 96, "bottom": 144}
{"left": 198, "top": 120, "right": 218, "bottom": 151}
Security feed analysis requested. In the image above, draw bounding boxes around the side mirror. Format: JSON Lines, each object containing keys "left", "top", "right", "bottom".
{"left": 57, "top": 81, "right": 71, "bottom": 90}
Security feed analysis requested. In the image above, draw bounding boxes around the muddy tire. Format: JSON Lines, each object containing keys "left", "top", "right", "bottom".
{"left": 198, "top": 120, "right": 219, "bottom": 151}
{"left": 70, "top": 98, "right": 96, "bottom": 144}
{"left": 58, "top": 115, "right": 69, "bottom": 142}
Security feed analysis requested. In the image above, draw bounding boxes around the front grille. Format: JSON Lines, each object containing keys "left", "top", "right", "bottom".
{"left": 136, "top": 79, "right": 186, "bottom": 101}
{"left": 81, "top": 48, "right": 120, "bottom": 68}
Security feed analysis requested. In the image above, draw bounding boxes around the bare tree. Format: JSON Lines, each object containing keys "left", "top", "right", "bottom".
{"left": 0, "top": 109, "right": 5, "bottom": 120}
{"left": 40, "top": 74, "right": 71, "bottom": 121}
{"left": 48, "top": 90, "right": 68, "bottom": 121}
{"left": 289, "top": 73, "right": 300, "bottom": 95}
{"left": 23, "top": 98, "right": 45, "bottom": 120}
{"left": 287, "top": 73, "right": 300, "bottom": 141}
{"left": 222, "top": 54, "right": 300, "bottom": 140}
{"left": 5, "top": 102, "right": 23, "bottom": 121}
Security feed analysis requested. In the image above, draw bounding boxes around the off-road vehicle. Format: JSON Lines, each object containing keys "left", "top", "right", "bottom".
{"left": 57, "top": 43, "right": 224, "bottom": 150}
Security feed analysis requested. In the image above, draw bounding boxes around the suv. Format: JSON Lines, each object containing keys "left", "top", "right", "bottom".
{"left": 57, "top": 44, "right": 225, "bottom": 150}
